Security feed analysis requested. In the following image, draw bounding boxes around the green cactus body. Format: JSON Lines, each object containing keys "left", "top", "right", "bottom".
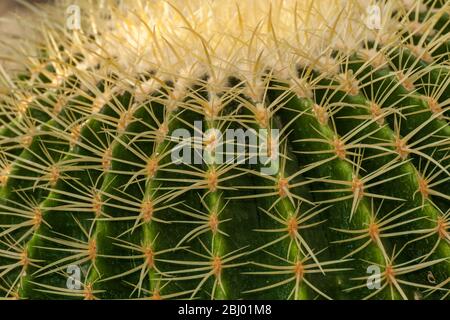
{"left": 0, "top": 0, "right": 449, "bottom": 300}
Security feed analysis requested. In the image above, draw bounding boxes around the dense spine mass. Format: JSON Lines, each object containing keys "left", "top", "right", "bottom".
{"left": 0, "top": 0, "right": 449, "bottom": 299}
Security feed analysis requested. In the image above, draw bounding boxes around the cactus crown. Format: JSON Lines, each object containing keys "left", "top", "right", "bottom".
{"left": 0, "top": 0, "right": 449, "bottom": 300}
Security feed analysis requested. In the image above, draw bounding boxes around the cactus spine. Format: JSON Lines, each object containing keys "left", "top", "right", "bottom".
{"left": 0, "top": 0, "right": 449, "bottom": 300}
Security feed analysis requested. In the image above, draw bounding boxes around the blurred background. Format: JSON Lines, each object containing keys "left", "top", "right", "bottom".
{"left": 0, "top": 1, "right": 53, "bottom": 72}
{"left": 0, "top": 0, "right": 51, "bottom": 15}
{"left": 0, "top": 0, "right": 54, "bottom": 36}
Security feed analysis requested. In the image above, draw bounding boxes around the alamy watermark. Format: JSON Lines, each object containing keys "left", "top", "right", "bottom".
{"left": 66, "top": 5, "right": 81, "bottom": 31}
{"left": 66, "top": 264, "right": 82, "bottom": 290}
{"left": 365, "top": 5, "right": 382, "bottom": 30}
{"left": 171, "top": 122, "right": 280, "bottom": 176}
{"left": 366, "top": 265, "right": 382, "bottom": 290}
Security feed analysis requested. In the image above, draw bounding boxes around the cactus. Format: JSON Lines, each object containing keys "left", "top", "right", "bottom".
{"left": 0, "top": 0, "right": 449, "bottom": 300}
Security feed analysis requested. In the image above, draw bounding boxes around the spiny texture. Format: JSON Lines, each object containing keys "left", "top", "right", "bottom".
{"left": 0, "top": 0, "right": 449, "bottom": 300}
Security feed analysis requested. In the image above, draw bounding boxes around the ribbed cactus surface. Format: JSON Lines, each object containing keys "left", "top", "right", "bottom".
{"left": 0, "top": 0, "right": 449, "bottom": 300}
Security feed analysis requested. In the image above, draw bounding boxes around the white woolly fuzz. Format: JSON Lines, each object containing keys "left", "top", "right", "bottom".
{"left": 0, "top": 0, "right": 412, "bottom": 87}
